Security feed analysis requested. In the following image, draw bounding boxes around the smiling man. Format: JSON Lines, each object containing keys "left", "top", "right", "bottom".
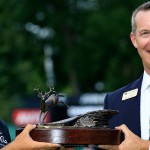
{"left": 99, "top": 1, "right": 150, "bottom": 150}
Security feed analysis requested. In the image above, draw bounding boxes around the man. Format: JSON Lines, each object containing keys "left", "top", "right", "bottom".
{"left": 99, "top": 1, "right": 150, "bottom": 150}
{"left": 0, "top": 119, "right": 60, "bottom": 150}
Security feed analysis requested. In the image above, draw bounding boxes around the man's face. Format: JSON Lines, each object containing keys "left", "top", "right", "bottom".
{"left": 130, "top": 10, "right": 150, "bottom": 74}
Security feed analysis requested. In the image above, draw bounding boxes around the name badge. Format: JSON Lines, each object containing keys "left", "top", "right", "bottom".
{"left": 122, "top": 88, "right": 138, "bottom": 101}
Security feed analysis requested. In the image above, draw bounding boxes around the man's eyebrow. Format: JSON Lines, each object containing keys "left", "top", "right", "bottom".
{"left": 138, "top": 28, "right": 149, "bottom": 32}
{"left": 136, "top": 29, "right": 149, "bottom": 34}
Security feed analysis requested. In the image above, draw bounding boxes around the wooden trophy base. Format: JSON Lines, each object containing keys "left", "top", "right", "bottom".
{"left": 16, "top": 126, "right": 121, "bottom": 147}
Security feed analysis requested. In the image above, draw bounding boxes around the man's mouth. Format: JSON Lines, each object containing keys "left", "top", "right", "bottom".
{"left": 146, "top": 50, "right": 150, "bottom": 53}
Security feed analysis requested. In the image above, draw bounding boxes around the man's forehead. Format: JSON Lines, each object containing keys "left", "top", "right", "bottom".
{"left": 134, "top": 10, "right": 150, "bottom": 30}
{"left": 135, "top": 10, "right": 150, "bottom": 20}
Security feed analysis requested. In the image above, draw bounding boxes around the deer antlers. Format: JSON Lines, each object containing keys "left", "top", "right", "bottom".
{"left": 34, "top": 85, "right": 68, "bottom": 125}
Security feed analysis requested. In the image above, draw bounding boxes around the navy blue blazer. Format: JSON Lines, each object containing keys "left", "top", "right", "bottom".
{"left": 0, "top": 119, "right": 11, "bottom": 148}
{"left": 104, "top": 75, "right": 143, "bottom": 138}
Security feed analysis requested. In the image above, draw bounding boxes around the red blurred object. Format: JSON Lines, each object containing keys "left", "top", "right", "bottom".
{"left": 12, "top": 108, "right": 50, "bottom": 126}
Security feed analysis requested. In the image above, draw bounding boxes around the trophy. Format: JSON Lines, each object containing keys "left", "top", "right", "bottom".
{"left": 16, "top": 86, "right": 121, "bottom": 147}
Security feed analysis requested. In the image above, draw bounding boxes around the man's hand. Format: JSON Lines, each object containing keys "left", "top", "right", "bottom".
{"left": 2, "top": 124, "right": 61, "bottom": 150}
{"left": 98, "top": 124, "right": 150, "bottom": 150}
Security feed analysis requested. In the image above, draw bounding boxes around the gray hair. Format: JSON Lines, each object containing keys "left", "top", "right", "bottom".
{"left": 131, "top": 1, "right": 150, "bottom": 34}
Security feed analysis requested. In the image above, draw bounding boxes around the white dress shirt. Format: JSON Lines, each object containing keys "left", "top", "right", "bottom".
{"left": 141, "top": 71, "right": 150, "bottom": 140}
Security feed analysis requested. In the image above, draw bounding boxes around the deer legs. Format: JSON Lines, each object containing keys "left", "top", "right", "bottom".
{"left": 39, "top": 110, "right": 48, "bottom": 125}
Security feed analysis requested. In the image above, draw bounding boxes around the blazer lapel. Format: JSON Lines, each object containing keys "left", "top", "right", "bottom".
{"left": 122, "top": 75, "right": 143, "bottom": 137}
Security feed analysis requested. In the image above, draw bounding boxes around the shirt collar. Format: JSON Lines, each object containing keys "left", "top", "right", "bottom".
{"left": 141, "top": 71, "right": 150, "bottom": 92}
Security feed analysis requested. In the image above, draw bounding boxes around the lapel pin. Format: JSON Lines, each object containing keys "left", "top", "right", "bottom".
{"left": 122, "top": 88, "right": 138, "bottom": 101}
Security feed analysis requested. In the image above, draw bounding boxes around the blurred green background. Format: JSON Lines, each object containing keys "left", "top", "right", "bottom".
{"left": 0, "top": 0, "right": 146, "bottom": 140}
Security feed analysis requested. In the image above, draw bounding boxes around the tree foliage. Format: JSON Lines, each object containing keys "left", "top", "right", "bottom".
{"left": 0, "top": 0, "right": 146, "bottom": 121}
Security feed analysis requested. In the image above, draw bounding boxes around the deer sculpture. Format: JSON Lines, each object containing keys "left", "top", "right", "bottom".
{"left": 34, "top": 86, "right": 69, "bottom": 125}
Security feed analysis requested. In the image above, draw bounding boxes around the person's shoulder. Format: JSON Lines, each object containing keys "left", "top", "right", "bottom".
{"left": 108, "top": 75, "right": 142, "bottom": 96}
{"left": 0, "top": 118, "right": 9, "bottom": 129}
{"left": 0, "top": 118, "right": 7, "bottom": 125}
{"left": 0, "top": 118, "right": 11, "bottom": 147}
{"left": 104, "top": 76, "right": 142, "bottom": 109}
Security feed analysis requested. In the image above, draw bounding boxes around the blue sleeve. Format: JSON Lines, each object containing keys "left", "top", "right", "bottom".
{"left": 104, "top": 94, "right": 109, "bottom": 109}
{"left": 0, "top": 119, "right": 11, "bottom": 148}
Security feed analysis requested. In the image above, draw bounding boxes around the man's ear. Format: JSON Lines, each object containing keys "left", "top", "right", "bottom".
{"left": 130, "top": 32, "right": 138, "bottom": 48}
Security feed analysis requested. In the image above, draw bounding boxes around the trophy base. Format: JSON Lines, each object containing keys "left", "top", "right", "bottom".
{"left": 16, "top": 126, "right": 121, "bottom": 147}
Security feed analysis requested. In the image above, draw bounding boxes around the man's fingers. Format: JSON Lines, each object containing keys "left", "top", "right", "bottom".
{"left": 115, "top": 124, "right": 131, "bottom": 138}
{"left": 23, "top": 124, "right": 36, "bottom": 133}
{"left": 98, "top": 145, "right": 108, "bottom": 149}
{"left": 34, "top": 142, "right": 61, "bottom": 149}
{"left": 98, "top": 145, "right": 118, "bottom": 150}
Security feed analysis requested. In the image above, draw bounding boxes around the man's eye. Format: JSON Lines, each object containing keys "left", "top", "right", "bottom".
{"left": 140, "top": 32, "right": 149, "bottom": 38}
